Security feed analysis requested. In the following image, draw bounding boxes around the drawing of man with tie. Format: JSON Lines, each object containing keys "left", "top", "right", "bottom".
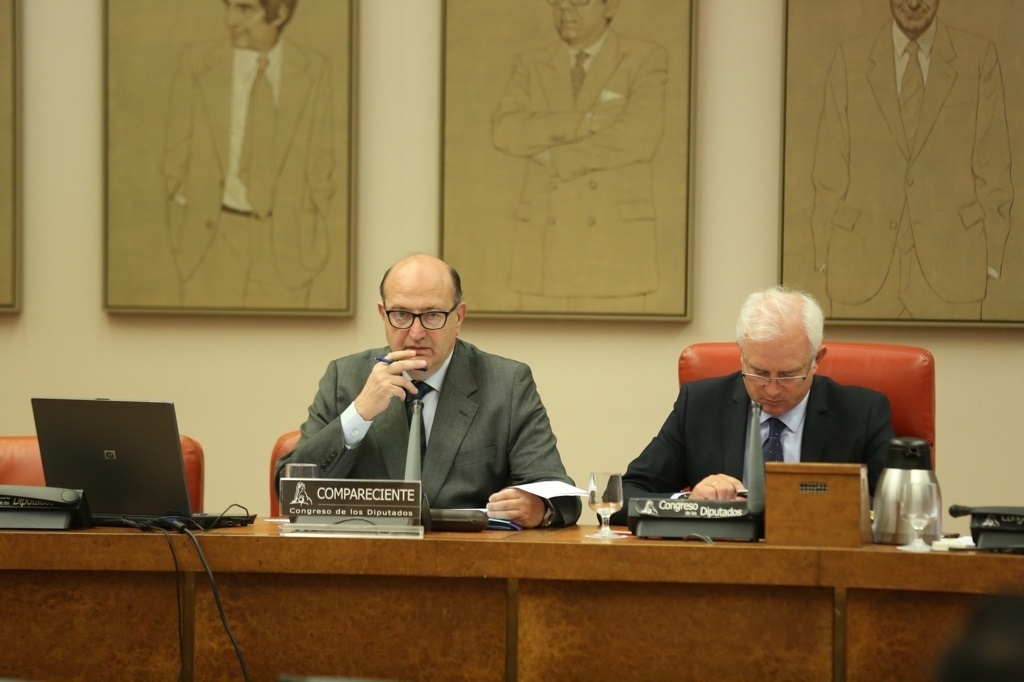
{"left": 810, "top": 0, "right": 1013, "bottom": 320}
{"left": 162, "top": 0, "right": 336, "bottom": 310}
{"left": 492, "top": 0, "right": 669, "bottom": 312}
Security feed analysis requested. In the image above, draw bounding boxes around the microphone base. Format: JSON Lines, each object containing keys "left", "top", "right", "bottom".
{"left": 627, "top": 497, "right": 764, "bottom": 541}
{"left": 631, "top": 515, "right": 763, "bottom": 542}
{"left": 976, "top": 531, "right": 1024, "bottom": 552}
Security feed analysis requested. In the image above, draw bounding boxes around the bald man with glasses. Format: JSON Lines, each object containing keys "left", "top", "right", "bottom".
{"left": 275, "top": 254, "right": 581, "bottom": 529}
{"left": 610, "top": 286, "right": 894, "bottom": 526}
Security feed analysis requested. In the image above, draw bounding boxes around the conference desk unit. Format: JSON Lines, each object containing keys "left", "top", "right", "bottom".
{"left": 0, "top": 522, "right": 1021, "bottom": 681}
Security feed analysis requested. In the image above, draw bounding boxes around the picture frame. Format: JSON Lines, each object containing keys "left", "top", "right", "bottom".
{"left": 104, "top": 0, "right": 355, "bottom": 315}
{"left": 0, "top": 0, "right": 18, "bottom": 313}
{"left": 441, "top": 0, "right": 695, "bottom": 320}
{"left": 782, "top": 0, "right": 1024, "bottom": 325}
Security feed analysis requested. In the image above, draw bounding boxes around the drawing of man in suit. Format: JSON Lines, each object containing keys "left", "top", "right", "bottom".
{"left": 162, "top": 0, "right": 335, "bottom": 309}
{"left": 492, "top": 0, "right": 668, "bottom": 312}
{"left": 811, "top": 0, "right": 1013, "bottom": 320}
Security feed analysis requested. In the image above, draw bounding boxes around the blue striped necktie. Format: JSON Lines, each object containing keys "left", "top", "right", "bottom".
{"left": 763, "top": 417, "right": 785, "bottom": 463}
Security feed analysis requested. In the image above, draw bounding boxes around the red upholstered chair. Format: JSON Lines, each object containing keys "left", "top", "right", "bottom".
{"left": 0, "top": 434, "right": 206, "bottom": 513}
{"left": 0, "top": 436, "right": 44, "bottom": 485}
{"left": 677, "top": 342, "right": 936, "bottom": 459}
{"left": 179, "top": 435, "right": 205, "bottom": 514}
{"left": 269, "top": 430, "right": 301, "bottom": 513}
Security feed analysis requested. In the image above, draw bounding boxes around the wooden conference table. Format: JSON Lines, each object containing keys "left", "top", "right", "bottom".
{"left": 0, "top": 520, "right": 1021, "bottom": 681}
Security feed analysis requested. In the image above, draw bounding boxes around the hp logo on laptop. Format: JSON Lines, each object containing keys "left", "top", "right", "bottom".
{"left": 103, "top": 450, "right": 117, "bottom": 460}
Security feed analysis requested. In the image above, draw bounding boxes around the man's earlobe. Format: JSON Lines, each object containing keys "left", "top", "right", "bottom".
{"left": 272, "top": 5, "right": 290, "bottom": 28}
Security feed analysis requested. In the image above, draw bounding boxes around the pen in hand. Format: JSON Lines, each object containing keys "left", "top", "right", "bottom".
{"left": 375, "top": 356, "right": 428, "bottom": 371}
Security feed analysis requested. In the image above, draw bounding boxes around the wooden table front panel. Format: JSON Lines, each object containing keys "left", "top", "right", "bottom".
{"left": 193, "top": 572, "right": 507, "bottom": 682}
{"left": 0, "top": 570, "right": 184, "bottom": 681}
{"left": 518, "top": 579, "right": 834, "bottom": 681}
{"left": 845, "top": 589, "right": 976, "bottom": 682}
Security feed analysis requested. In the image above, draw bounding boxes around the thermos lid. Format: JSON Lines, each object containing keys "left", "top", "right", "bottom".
{"left": 884, "top": 437, "right": 933, "bottom": 470}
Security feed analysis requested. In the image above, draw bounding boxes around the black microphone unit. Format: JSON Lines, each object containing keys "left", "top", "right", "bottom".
{"left": 630, "top": 402, "right": 766, "bottom": 542}
{"left": 0, "top": 484, "right": 92, "bottom": 529}
{"left": 949, "top": 505, "right": 1024, "bottom": 552}
{"left": 627, "top": 497, "right": 763, "bottom": 541}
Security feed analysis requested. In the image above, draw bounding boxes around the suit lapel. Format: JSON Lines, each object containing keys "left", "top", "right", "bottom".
{"left": 913, "top": 21, "right": 956, "bottom": 158}
{"left": 722, "top": 376, "right": 751, "bottom": 477}
{"left": 275, "top": 40, "right": 313, "bottom": 174}
{"left": 539, "top": 45, "right": 575, "bottom": 112}
{"left": 800, "top": 377, "right": 829, "bottom": 463}
{"left": 196, "top": 44, "right": 234, "bottom": 177}
{"left": 575, "top": 31, "right": 622, "bottom": 110}
{"left": 867, "top": 26, "right": 911, "bottom": 159}
{"left": 422, "top": 342, "right": 478, "bottom": 504}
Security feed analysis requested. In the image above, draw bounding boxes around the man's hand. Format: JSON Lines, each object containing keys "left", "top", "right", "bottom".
{"left": 351, "top": 350, "right": 427, "bottom": 421}
{"left": 689, "top": 474, "right": 746, "bottom": 500}
{"left": 486, "top": 488, "right": 547, "bottom": 528}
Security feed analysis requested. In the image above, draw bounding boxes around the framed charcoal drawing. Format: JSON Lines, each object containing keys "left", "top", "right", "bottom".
{"left": 0, "top": 0, "right": 17, "bottom": 312}
{"left": 782, "top": 0, "right": 1024, "bottom": 325}
{"left": 441, "top": 0, "right": 695, "bottom": 320}
{"left": 104, "top": 0, "right": 355, "bottom": 315}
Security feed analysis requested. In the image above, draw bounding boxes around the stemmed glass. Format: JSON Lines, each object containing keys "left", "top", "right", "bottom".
{"left": 898, "top": 481, "right": 940, "bottom": 552}
{"left": 587, "top": 472, "right": 623, "bottom": 540}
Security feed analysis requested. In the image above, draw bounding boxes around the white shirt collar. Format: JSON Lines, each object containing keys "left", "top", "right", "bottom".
{"left": 892, "top": 18, "right": 937, "bottom": 59}
{"left": 568, "top": 28, "right": 610, "bottom": 67}
{"left": 760, "top": 388, "right": 811, "bottom": 434}
{"left": 234, "top": 39, "right": 285, "bottom": 94}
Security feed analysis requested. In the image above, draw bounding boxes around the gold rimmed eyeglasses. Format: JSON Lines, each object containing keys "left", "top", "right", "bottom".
{"left": 740, "top": 356, "right": 814, "bottom": 388}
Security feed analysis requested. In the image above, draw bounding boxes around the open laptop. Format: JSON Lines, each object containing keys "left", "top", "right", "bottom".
{"left": 31, "top": 397, "right": 253, "bottom": 529}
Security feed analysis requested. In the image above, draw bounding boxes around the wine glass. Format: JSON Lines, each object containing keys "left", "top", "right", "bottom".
{"left": 898, "top": 481, "right": 940, "bottom": 552}
{"left": 587, "top": 472, "right": 623, "bottom": 540}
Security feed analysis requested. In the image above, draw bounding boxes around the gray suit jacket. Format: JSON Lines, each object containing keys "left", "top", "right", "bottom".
{"left": 277, "top": 339, "right": 581, "bottom": 525}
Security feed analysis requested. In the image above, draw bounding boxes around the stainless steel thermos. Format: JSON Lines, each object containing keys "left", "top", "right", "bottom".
{"left": 872, "top": 437, "right": 942, "bottom": 544}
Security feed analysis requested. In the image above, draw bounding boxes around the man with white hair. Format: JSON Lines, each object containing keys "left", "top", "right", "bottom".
{"left": 611, "top": 286, "right": 894, "bottom": 525}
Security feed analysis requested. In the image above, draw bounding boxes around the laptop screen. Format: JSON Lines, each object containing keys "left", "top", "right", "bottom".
{"left": 31, "top": 398, "right": 192, "bottom": 520}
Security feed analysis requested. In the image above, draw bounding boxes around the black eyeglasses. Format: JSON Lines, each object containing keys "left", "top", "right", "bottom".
{"left": 385, "top": 306, "right": 457, "bottom": 330}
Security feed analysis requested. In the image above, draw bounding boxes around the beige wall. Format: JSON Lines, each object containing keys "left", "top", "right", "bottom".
{"left": 2, "top": 0, "right": 1021, "bottom": 534}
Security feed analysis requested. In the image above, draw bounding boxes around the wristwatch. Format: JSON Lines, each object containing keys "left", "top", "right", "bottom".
{"left": 541, "top": 502, "right": 556, "bottom": 528}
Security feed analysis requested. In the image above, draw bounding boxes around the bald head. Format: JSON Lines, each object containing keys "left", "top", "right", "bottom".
{"left": 379, "top": 254, "right": 462, "bottom": 309}
{"left": 377, "top": 255, "right": 467, "bottom": 379}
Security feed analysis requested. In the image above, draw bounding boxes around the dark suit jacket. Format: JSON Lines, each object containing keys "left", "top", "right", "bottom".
{"left": 277, "top": 339, "right": 581, "bottom": 526}
{"left": 610, "top": 372, "right": 894, "bottom": 526}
